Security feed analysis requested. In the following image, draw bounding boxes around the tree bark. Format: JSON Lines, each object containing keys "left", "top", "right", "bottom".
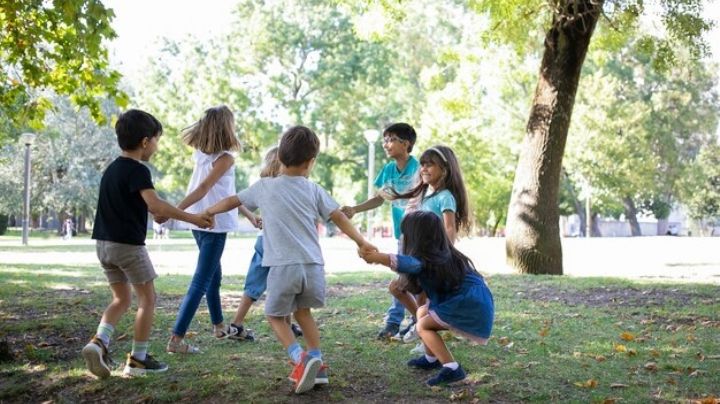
{"left": 505, "top": 0, "right": 603, "bottom": 275}
{"left": 623, "top": 196, "right": 642, "bottom": 236}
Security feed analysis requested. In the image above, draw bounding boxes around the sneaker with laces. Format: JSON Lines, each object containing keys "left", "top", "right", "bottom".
{"left": 227, "top": 324, "right": 255, "bottom": 342}
{"left": 407, "top": 355, "right": 442, "bottom": 370}
{"left": 289, "top": 352, "right": 321, "bottom": 394}
{"left": 410, "top": 342, "right": 426, "bottom": 355}
{"left": 403, "top": 324, "right": 419, "bottom": 343}
{"left": 288, "top": 362, "right": 328, "bottom": 385}
{"left": 426, "top": 365, "right": 467, "bottom": 386}
{"left": 376, "top": 323, "right": 400, "bottom": 340}
{"left": 82, "top": 337, "right": 114, "bottom": 379}
{"left": 291, "top": 323, "right": 303, "bottom": 338}
{"left": 122, "top": 353, "right": 168, "bottom": 376}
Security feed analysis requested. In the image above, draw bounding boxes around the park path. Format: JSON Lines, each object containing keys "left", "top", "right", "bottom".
{"left": 1, "top": 235, "right": 719, "bottom": 284}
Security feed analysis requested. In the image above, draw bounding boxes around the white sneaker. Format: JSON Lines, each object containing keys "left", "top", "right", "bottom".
{"left": 410, "top": 342, "right": 425, "bottom": 355}
{"left": 402, "top": 324, "right": 419, "bottom": 343}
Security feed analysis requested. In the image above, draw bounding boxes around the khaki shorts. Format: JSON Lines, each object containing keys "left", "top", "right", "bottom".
{"left": 96, "top": 240, "right": 157, "bottom": 284}
{"left": 264, "top": 264, "right": 325, "bottom": 316}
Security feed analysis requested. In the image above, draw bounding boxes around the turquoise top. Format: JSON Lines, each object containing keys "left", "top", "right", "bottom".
{"left": 420, "top": 189, "right": 457, "bottom": 221}
{"left": 374, "top": 156, "right": 419, "bottom": 239}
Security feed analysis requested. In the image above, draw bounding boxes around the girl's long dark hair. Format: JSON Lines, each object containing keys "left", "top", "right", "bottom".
{"left": 401, "top": 211, "right": 477, "bottom": 294}
{"left": 393, "top": 145, "right": 470, "bottom": 234}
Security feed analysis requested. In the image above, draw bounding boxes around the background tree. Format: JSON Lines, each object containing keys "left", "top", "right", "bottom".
{"left": 0, "top": 0, "right": 127, "bottom": 142}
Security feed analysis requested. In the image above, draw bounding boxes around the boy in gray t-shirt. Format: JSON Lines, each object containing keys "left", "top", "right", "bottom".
{"left": 207, "top": 126, "right": 376, "bottom": 394}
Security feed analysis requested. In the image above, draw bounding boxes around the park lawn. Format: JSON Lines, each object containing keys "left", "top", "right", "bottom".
{"left": 0, "top": 263, "right": 719, "bottom": 403}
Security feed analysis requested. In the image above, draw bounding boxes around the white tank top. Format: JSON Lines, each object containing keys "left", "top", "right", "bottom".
{"left": 185, "top": 150, "right": 239, "bottom": 233}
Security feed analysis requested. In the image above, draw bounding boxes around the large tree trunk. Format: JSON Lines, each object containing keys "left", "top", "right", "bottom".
{"left": 505, "top": 1, "right": 603, "bottom": 275}
{"left": 623, "top": 196, "right": 642, "bottom": 236}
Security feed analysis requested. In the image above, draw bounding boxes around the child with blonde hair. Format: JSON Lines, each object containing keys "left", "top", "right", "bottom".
{"left": 165, "top": 105, "right": 259, "bottom": 354}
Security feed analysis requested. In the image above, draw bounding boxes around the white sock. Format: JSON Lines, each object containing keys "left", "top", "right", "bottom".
{"left": 424, "top": 354, "right": 437, "bottom": 363}
{"left": 443, "top": 361, "right": 459, "bottom": 370}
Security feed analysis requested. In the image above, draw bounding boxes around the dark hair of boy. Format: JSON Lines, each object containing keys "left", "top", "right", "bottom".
{"left": 115, "top": 109, "right": 163, "bottom": 151}
{"left": 393, "top": 145, "right": 470, "bottom": 234}
{"left": 383, "top": 122, "right": 417, "bottom": 153}
{"left": 400, "top": 210, "right": 477, "bottom": 294}
{"left": 278, "top": 125, "right": 320, "bottom": 167}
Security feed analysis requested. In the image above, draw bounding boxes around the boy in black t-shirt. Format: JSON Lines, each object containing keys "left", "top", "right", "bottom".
{"left": 82, "top": 109, "right": 213, "bottom": 378}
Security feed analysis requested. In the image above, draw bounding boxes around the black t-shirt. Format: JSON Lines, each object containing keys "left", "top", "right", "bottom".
{"left": 92, "top": 157, "right": 154, "bottom": 245}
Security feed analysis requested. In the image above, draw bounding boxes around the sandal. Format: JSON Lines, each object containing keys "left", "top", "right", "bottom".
{"left": 214, "top": 324, "right": 240, "bottom": 340}
{"left": 166, "top": 338, "right": 200, "bottom": 354}
{"left": 227, "top": 324, "right": 255, "bottom": 342}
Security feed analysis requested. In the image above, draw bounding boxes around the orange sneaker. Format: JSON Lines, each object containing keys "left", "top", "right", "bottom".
{"left": 289, "top": 352, "right": 321, "bottom": 394}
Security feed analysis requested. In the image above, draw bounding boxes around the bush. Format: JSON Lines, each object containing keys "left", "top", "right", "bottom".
{"left": 0, "top": 214, "right": 7, "bottom": 235}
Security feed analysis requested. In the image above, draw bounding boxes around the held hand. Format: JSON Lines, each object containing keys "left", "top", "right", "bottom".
{"left": 340, "top": 206, "right": 355, "bottom": 219}
{"left": 358, "top": 242, "right": 379, "bottom": 259}
{"left": 197, "top": 212, "right": 214, "bottom": 229}
{"left": 358, "top": 249, "right": 383, "bottom": 264}
{"left": 254, "top": 216, "right": 263, "bottom": 230}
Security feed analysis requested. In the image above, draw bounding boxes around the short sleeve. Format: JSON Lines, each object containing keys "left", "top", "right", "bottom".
{"left": 395, "top": 254, "right": 423, "bottom": 275}
{"left": 315, "top": 184, "right": 340, "bottom": 221}
{"left": 237, "top": 180, "right": 261, "bottom": 212}
{"left": 439, "top": 190, "right": 457, "bottom": 213}
{"left": 127, "top": 164, "right": 154, "bottom": 193}
{"left": 373, "top": 164, "right": 389, "bottom": 189}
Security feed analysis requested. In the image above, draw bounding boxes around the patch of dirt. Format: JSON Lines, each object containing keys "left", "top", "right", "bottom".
{"left": 515, "top": 285, "right": 719, "bottom": 308}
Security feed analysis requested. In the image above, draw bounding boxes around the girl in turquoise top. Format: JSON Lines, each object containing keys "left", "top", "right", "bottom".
{"left": 361, "top": 211, "right": 493, "bottom": 386}
{"left": 388, "top": 145, "right": 470, "bottom": 328}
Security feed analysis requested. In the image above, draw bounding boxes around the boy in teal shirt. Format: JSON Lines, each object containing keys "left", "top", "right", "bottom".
{"left": 341, "top": 122, "right": 419, "bottom": 339}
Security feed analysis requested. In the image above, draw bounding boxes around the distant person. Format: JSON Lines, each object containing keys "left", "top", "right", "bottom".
{"left": 165, "top": 106, "right": 259, "bottom": 354}
{"left": 206, "top": 126, "right": 377, "bottom": 393}
{"left": 360, "top": 211, "right": 494, "bottom": 386}
{"left": 62, "top": 218, "right": 75, "bottom": 240}
{"left": 340, "top": 123, "right": 419, "bottom": 341}
{"left": 152, "top": 221, "right": 168, "bottom": 240}
{"left": 82, "top": 109, "right": 213, "bottom": 379}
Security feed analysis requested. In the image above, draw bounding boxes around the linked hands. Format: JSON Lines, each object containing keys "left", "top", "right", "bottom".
{"left": 358, "top": 242, "right": 383, "bottom": 264}
{"left": 248, "top": 215, "right": 263, "bottom": 230}
{"left": 195, "top": 211, "right": 214, "bottom": 229}
{"left": 339, "top": 206, "right": 355, "bottom": 219}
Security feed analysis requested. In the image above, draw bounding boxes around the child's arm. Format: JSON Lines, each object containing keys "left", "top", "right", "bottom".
{"left": 329, "top": 209, "right": 377, "bottom": 252}
{"left": 205, "top": 195, "right": 243, "bottom": 216}
{"left": 177, "top": 154, "right": 235, "bottom": 210}
{"left": 360, "top": 250, "right": 392, "bottom": 267}
{"left": 443, "top": 211, "right": 457, "bottom": 244}
{"left": 140, "top": 189, "right": 213, "bottom": 228}
{"left": 340, "top": 195, "right": 384, "bottom": 219}
{"left": 238, "top": 205, "right": 262, "bottom": 229}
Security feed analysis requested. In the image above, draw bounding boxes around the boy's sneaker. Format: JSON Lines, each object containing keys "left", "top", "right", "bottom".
{"left": 227, "top": 324, "right": 255, "bottom": 342}
{"left": 426, "top": 365, "right": 467, "bottom": 386}
{"left": 289, "top": 352, "right": 321, "bottom": 394}
{"left": 291, "top": 323, "right": 303, "bottom": 338}
{"left": 376, "top": 323, "right": 400, "bottom": 340}
{"left": 403, "top": 324, "right": 419, "bottom": 343}
{"left": 82, "top": 337, "right": 114, "bottom": 379}
{"left": 122, "top": 353, "right": 168, "bottom": 376}
{"left": 407, "top": 355, "right": 442, "bottom": 370}
{"left": 288, "top": 362, "right": 329, "bottom": 385}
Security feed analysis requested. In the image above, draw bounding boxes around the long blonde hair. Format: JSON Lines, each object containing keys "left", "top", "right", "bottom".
{"left": 182, "top": 105, "right": 241, "bottom": 153}
{"left": 260, "top": 146, "right": 281, "bottom": 178}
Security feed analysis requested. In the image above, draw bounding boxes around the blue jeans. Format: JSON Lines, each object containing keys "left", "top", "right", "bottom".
{"left": 385, "top": 238, "right": 406, "bottom": 326}
{"left": 243, "top": 235, "right": 269, "bottom": 300}
{"left": 172, "top": 230, "right": 227, "bottom": 337}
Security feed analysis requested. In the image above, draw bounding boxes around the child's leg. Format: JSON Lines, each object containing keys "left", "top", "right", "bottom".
{"left": 130, "top": 280, "right": 156, "bottom": 359}
{"left": 171, "top": 231, "right": 226, "bottom": 340}
{"left": 232, "top": 294, "right": 256, "bottom": 325}
{"left": 99, "top": 281, "right": 132, "bottom": 333}
{"left": 267, "top": 315, "right": 296, "bottom": 349}
{"left": 293, "top": 308, "right": 319, "bottom": 351}
{"left": 416, "top": 311, "right": 453, "bottom": 364}
{"left": 207, "top": 262, "right": 225, "bottom": 333}
{"left": 389, "top": 279, "right": 419, "bottom": 316}
{"left": 233, "top": 237, "right": 267, "bottom": 326}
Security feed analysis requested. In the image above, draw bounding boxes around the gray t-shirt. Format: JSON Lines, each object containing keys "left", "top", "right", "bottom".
{"left": 237, "top": 175, "right": 340, "bottom": 267}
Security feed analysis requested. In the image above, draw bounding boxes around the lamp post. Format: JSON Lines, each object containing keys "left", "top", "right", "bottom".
{"left": 20, "top": 133, "right": 36, "bottom": 245}
{"left": 363, "top": 129, "right": 380, "bottom": 239}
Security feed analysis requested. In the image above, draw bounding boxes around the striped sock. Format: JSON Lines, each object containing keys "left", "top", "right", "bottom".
{"left": 95, "top": 322, "right": 114, "bottom": 347}
{"left": 131, "top": 340, "right": 149, "bottom": 361}
{"left": 287, "top": 342, "right": 303, "bottom": 364}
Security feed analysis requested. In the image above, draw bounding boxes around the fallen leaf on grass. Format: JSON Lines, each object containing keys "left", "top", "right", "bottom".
{"left": 574, "top": 379, "right": 598, "bottom": 389}
{"left": 627, "top": 349, "right": 637, "bottom": 357}
{"left": 706, "top": 355, "right": 720, "bottom": 360}
{"left": 573, "top": 352, "right": 582, "bottom": 358}
{"left": 497, "top": 337, "right": 511, "bottom": 346}
{"left": 649, "top": 349, "right": 661, "bottom": 357}
{"left": 666, "top": 377, "right": 677, "bottom": 385}
{"left": 692, "top": 397, "right": 719, "bottom": 404}
{"left": 602, "top": 398, "right": 622, "bottom": 404}
{"left": 644, "top": 362, "right": 657, "bottom": 371}
{"left": 116, "top": 334, "right": 128, "bottom": 341}
{"left": 614, "top": 344, "right": 627, "bottom": 353}
{"left": 620, "top": 332, "right": 635, "bottom": 341}
{"left": 449, "top": 389, "right": 469, "bottom": 401}
{"left": 595, "top": 355, "right": 607, "bottom": 362}
{"left": 696, "top": 352, "right": 705, "bottom": 361}
{"left": 610, "top": 383, "right": 628, "bottom": 389}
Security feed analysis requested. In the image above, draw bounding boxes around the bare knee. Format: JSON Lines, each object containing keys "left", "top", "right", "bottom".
{"left": 389, "top": 279, "right": 402, "bottom": 296}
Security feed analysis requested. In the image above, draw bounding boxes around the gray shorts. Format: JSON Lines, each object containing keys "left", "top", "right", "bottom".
{"left": 265, "top": 264, "right": 325, "bottom": 316}
{"left": 96, "top": 240, "right": 157, "bottom": 284}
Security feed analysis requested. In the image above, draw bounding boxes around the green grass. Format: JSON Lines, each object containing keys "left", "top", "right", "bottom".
{"left": 1, "top": 262, "right": 719, "bottom": 402}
